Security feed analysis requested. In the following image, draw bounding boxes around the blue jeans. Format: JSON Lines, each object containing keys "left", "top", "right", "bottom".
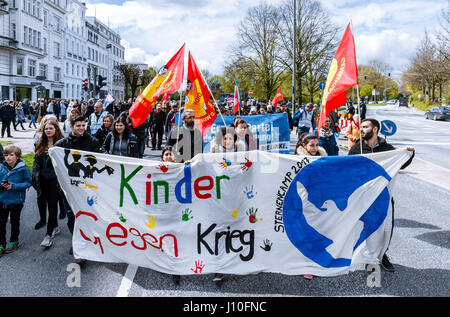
{"left": 29, "top": 114, "right": 37, "bottom": 128}
{"left": 15, "top": 119, "right": 25, "bottom": 130}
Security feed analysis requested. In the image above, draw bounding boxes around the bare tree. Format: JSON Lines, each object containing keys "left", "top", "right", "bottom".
{"left": 276, "top": 0, "right": 338, "bottom": 105}
{"left": 227, "top": 1, "right": 285, "bottom": 101}
{"left": 404, "top": 30, "right": 449, "bottom": 102}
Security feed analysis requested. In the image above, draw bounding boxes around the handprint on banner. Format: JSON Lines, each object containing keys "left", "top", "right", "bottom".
{"left": 87, "top": 196, "right": 98, "bottom": 206}
{"left": 240, "top": 157, "right": 253, "bottom": 171}
{"left": 229, "top": 204, "right": 240, "bottom": 218}
{"left": 156, "top": 163, "right": 169, "bottom": 173}
{"left": 190, "top": 260, "right": 205, "bottom": 274}
{"left": 182, "top": 208, "right": 193, "bottom": 222}
{"left": 145, "top": 216, "right": 156, "bottom": 229}
{"left": 260, "top": 239, "right": 273, "bottom": 252}
{"left": 219, "top": 158, "right": 232, "bottom": 169}
{"left": 246, "top": 207, "right": 262, "bottom": 223}
{"left": 117, "top": 213, "right": 126, "bottom": 223}
{"left": 243, "top": 186, "right": 257, "bottom": 199}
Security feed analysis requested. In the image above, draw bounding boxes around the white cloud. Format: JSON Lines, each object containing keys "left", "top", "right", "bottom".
{"left": 86, "top": 0, "right": 447, "bottom": 78}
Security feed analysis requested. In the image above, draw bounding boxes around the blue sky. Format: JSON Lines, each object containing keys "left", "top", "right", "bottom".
{"left": 84, "top": 0, "right": 448, "bottom": 81}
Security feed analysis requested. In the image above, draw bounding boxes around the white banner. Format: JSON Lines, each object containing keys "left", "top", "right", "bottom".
{"left": 49, "top": 148, "right": 412, "bottom": 277}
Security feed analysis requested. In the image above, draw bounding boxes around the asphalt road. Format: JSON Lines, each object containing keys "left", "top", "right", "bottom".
{"left": 0, "top": 105, "right": 449, "bottom": 299}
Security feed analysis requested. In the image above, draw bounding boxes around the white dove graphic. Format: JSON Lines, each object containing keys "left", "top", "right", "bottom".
{"left": 296, "top": 176, "right": 390, "bottom": 260}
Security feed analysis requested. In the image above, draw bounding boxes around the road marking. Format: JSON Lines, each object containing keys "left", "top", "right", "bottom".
{"left": 391, "top": 141, "right": 450, "bottom": 145}
{"left": 116, "top": 264, "right": 138, "bottom": 297}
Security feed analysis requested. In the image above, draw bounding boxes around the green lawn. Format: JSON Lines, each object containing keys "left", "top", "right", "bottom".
{"left": 21, "top": 152, "right": 34, "bottom": 172}
{"left": 0, "top": 140, "right": 13, "bottom": 146}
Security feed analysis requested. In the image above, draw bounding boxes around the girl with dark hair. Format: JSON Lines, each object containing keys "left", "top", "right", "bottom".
{"left": 295, "top": 132, "right": 327, "bottom": 157}
{"left": 103, "top": 117, "right": 140, "bottom": 158}
{"left": 32, "top": 121, "right": 65, "bottom": 248}
{"left": 235, "top": 119, "right": 257, "bottom": 151}
{"left": 161, "top": 146, "right": 176, "bottom": 162}
{"left": 210, "top": 127, "right": 245, "bottom": 153}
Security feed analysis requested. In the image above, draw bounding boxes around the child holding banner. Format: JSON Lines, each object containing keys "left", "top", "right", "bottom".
{"left": 161, "top": 145, "right": 181, "bottom": 285}
{"left": 295, "top": 133, "right": 328, "bottom": 157}
{"left": 210, "top": 127, "right": 245, "bottom": 153}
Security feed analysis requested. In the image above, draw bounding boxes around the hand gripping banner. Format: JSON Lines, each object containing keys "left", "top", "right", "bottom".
{"left": 49, "top": 148, "right": 412, "bottom": 276}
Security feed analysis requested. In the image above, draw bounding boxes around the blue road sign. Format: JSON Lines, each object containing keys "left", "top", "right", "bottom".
{"left": 380, "top": 120, "right": 397, "bottom": 136}
{"left": 319, "top": 82, "right": 326, "bottom": 90}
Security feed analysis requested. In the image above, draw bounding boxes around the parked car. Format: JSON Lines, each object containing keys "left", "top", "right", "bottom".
{"left": 425, "top": 106, "right": 450, "bottom": 121}
{"left": 399, "top": 97, "right": 409, "bottom": 107}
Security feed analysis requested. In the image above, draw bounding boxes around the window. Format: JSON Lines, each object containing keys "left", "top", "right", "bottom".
{"left": 43, "top": 10, "right": 48, "bottom": 27}
{"left": 28, "top": 28, "right": 32, "bottom": 46}
{"left": 23, "top": 26, "right": 27, "bottom": 45}
{"left": 39, "top": 64, "right": 47, "bottom": 78}
{"left": 33, "top": 30, "right": 37, "bottom": 47}
{"left": 54, "top": 67, "right": 61, "bottom": 82}
{"left": 43, "top": 37, "right": 47, "bottom": 53}
{"left": 11, "top": 23, "right": 16, "bottom": 40}
{"left": 53, "top": 16, "right": 61, "bottom": 32}
{"left": 28, "top": 59, "right": 36, "bottom": 77}
{"left": 54, "top": 42, "right": 60, "bottom": 57}
{"left": 17, "top": 57, "right": 24, "bottom": 75}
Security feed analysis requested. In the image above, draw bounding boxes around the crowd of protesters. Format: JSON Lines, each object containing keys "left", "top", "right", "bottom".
{"left": 0, "top": 95, "right": 413, "bottom": 285}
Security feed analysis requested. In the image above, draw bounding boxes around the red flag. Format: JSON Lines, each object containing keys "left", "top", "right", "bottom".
{"left": 319, "top": 23, "right": 358, "bottom": 130}
{"left": 233, "top": 81, "right": 241, "bottom": 115}
{"left": 272, "top": 88, "right": 284, "bottom": 110}
{"left": 185, "top": 52, "right": 217, "bottom": 136}
{"left": 129, "top": 44, "right": 185, "bottom": 127}
{"left": 161, "top": 93, "right": 170, "bottom": 103}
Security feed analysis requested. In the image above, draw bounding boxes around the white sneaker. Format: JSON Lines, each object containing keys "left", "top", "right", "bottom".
{"left": 40, "top": 235, "right": 53, "bottom": 247}
{"left": 51, "top": 227, "right": 60, "bottom": 239}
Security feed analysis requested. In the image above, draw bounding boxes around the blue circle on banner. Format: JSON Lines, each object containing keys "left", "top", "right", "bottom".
{"left": 283, "top": 156, "right": 392, "bottom": 268}
{"left": 319, "top": 82, "right": 326, "bottom": 90}
{"left": 380, "top": 120, "right": 397, "bottom": 136}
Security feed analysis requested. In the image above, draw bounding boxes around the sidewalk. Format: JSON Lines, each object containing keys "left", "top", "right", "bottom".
{"left": 0, "top": 125, "right": 38, "bottom": 155}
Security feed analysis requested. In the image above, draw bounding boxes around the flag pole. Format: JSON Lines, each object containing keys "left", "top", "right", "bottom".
{"left": 175, "top": 89, "right": 184, "bottom": 154}
{"left": 204, "top": 75, "right": 227, "bottom": 127}
{"left": 350, "top": 19, "right": 362, "bottom": 154}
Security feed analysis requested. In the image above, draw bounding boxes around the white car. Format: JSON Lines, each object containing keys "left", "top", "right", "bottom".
{"left": 387, "top": 99, "right": 398, "bottom": 104}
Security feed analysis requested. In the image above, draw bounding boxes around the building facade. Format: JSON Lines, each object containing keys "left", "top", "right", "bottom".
{"left": 86, "top": 16, "right": 125, "bottom": 100}
{"left": 0, "top": 0, "right": 125, "bottom": 102}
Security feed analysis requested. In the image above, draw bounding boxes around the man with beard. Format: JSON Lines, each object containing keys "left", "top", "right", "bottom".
{"left": 348, "top": 118, "right": 414, "bottom": 273}
{"left": 166, "top": 109, "right": 203, "bottom": 163}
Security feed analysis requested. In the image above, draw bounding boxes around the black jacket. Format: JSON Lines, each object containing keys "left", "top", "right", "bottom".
{"left": 55, "top": 132, "right": 103, "bottom": 153}
{"left": 0, "top": 105, "right": 15, "bottom": 121}
{"left": 149, "top": 109, "right": 166, "bottom": 131}
{"left": 32, "top": 151, "right": 58, "bottom": 197}
{"left": 95, "top": 125, "right": 111, "bottom": 147}
{"left": 349, "top": 136, "right": 414, "bottom": 169}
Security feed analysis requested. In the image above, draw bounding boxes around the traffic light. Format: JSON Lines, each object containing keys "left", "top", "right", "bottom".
{"left": 98, "top": 75, "right": 106, "bottom": 89}
{"left": 82, "top": 78, "right": 89, "bottom": 91}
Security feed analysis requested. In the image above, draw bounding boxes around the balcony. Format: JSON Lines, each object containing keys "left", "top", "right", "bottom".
{"left": 0, "top": 1, "right": 8, "bottom": 16}
{"left": 0, "top": 35, "right": 18, "bottom": 50}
